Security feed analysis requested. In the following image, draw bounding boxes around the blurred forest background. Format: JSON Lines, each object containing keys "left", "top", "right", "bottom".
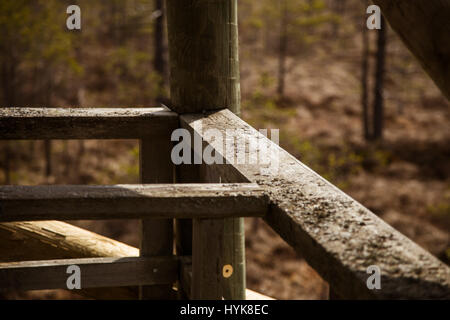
{"left": 0, "top": 0, "right": 449, "bottom": 299}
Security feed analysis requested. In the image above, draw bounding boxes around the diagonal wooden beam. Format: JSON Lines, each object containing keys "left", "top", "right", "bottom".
{"left": 180, "top": 109, "right": 450, "bottom": 299}
{"left": 0, "top": 220, "right": 139, "bottom": 299}
{"left": 0, "top": 183, "right": 268, "bottom": 222}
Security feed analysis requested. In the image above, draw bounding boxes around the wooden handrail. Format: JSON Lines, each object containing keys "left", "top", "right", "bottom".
{"left": 181, "top": 109, "right": 450, "bottom": 299}
{"left": 0, "top": 183, "right": 268, "bottom": 221}
{"left": 0, "top": 107, "right": 178, "bottom": 139}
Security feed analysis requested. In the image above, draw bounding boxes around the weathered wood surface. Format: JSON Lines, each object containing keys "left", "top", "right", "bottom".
{"left": 0, "top": 183, "right": 268, "bottom": 221}
{"left": 199, "top": 163, "right": 247, "bottom": 300}
{"left": 0, "top": 107, "right": 178, "bottom": 139}
{"left": 166, "top": 0, "right": 245, "bottom": 299}
{"left": 0, "top": 220, "right": 139, "bottom": 299}
{"left": 0, "top": 221, "right": 272, "bottom": 300}
{"left": 181, "top": 109, "right": 450, "bottom": 299}
{"left": 166, "top": 0, "right": 241, "bottom": 114}
{"left": 0, "top": 256, "right": 177, "bottom": 292}
{"left": 139, "top": 131, "right": 175, "bottom": 299}
{"left": 192, "top": 219, "right": 223, "bottom": 299}
{"left": 373, "top": 0, "right": 450, "bottom": 100}
{"left": 181, "top": 257, "right": 274, "bottom": 300}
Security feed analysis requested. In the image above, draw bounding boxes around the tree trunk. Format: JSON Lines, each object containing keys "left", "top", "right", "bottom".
{"left": 372, "top": 15, "right": 387, "bottom": 140}
{"left": 44, "top": 140, "right": 52, "bottom": 177}
{"left": 4, "top": 142, "right": 11, "bottom": 184}
{"left": 372, "top": 0, "right": 450, "bottom": 100}
{"left": 331, "top": 0, "right": 347, "bottom": 37}
{"left": 277, "top": 0, "right": 288, "bottom": 98}
{"left": 154, "top": 0, "right": 166, "bottom": 103}
{"left": 361, "top": 0, "right": 371, "bottom": 140}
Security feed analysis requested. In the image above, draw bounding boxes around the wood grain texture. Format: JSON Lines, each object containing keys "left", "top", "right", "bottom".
{"left": 174, "top": 163, "right": 200, "bottom": 298}
{"left": 181, "top": 257, "right": 274, "bottom": 300}
{"left": 166, "top": 0, "right": 240, "bottom": 113}
{"left": 0, "top": 107, "right": 178, "bottom": 139}
{"left": 192, "top": 219, "right": 223, "bottom": 299}
{"left": 373, "top": 0, "right": 450, "bottom": 99}
{"left": 181, "top": 109, "right": 450, "bottom": 299}
{"left": 139, "top": 131, "right": 175, "bottom": 300}
{"left": 0, "top": 256, "right": 177, "bottom": 292}
{"left": 0, "top": 184, "right": 268, "bottom": 221}
{"left": 166, "top": 0, "right": 245, "bottom": 299}
{"left": 199, "top": 164, "right": 246, "bottom": 300}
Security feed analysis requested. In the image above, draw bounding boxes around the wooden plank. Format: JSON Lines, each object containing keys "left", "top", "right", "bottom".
{"left": 0, "top": 256, "right": 177, "bottom": 292}
{"left": 0, "top": 107, "right": 178, "bottom": 140}
{"left": 181, "top": 109, "right": 450, "bottom": 299}
{"left": 0, "top": 220, "right": 139, "bottom": 299}
{"left": 139, "top": 131, "right": 175, "bottom": 300}
{"left": 373, "top": 0, "right": 450, "bottom": 99}
{"left": 0, "top": 183, "right": 268, "bottom": 222}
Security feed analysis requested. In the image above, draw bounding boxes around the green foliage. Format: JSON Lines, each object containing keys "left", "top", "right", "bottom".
{"left": 284, "top": 134, "right": 364, "bottom": 188}
{"left": 0, "top": 0, "right": 80, "bottom": 105}
{"left": 257, "top": 0, "right": 335, "bottom": 55}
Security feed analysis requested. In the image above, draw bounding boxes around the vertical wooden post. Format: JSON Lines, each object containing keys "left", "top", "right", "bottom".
{"left": 139, "top": 133, "right": 174, "bottom": 300}
{"left": 191, "top": 219, "right": 223, "bottom": 299}
{"left": 174, "top": 163, "right": 197, "bottom": 298}
{"left": 167, "top": 0, "right": 245, "bottom": 300}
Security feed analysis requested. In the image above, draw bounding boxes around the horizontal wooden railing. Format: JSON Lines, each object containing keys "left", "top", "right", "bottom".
{"left": 0, "top": 183, "right": 268, "bottom": 221}
{"left": 0, "top": 256, "right": 177, "bottom": 292}
{"left": 1, "top": 107, "right": 449, "bottom": 299}
{"left": 0, "top": 107, "right": 177, "bottom": 139}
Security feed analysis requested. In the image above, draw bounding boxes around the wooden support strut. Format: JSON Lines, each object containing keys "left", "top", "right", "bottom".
{"left": 0, "top": 221, "right": 271, "bottom": 300}
{"left": 0, "top": 220, "right": 140, "bottom": 299}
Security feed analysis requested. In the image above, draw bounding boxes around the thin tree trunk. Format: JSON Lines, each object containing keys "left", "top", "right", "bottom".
{"left": 361, "top": 0, "right": 371, "bottom": 140}
{"left": 332, "top": 0, "right": 347, "bottom": 37}
{"left": 154, "top": 0, "right": 166, "bottom": 103}
{"left": 277, "top": 0, "right": 288, "bottom": 98}
{"left": 4, "top": 142, "right": 11, "bottom": 184}
{"left": 372, "top": 0, "right": 450, "bottom": 100}
{"left": 373, "top": 15, "right": 387, "bottom": 140}
{"left": 44, "top": 140, "right": 52, "bottom": 177}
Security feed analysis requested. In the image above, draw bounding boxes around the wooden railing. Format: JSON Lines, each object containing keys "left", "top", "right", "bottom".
{"left": 0, "top": 107, "right": 449, "bottom": 300}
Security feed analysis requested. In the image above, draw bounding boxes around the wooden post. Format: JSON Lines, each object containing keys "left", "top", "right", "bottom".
{"left": 166, "top": 0, "right": 245, "bottom": 299}
{"left": 139, "top": 133, "right": 175, "bottom": 300}
{"left": 191, "top": 219, "right": 222, "bottom": 299}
